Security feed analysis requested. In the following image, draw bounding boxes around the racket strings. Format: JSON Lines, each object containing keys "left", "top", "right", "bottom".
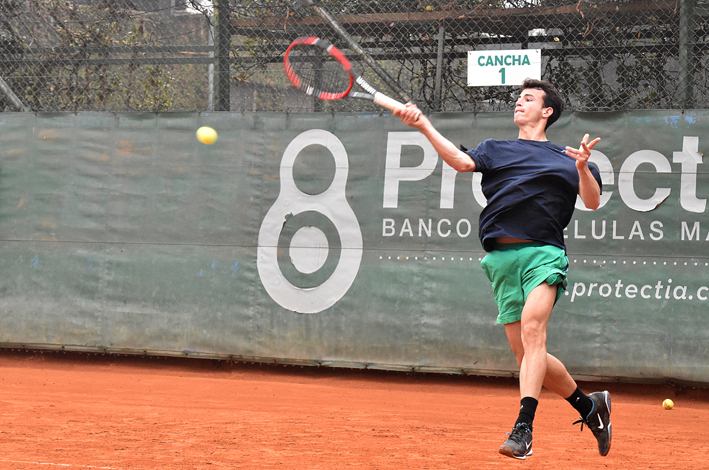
{"left": 286, "top": 44, "right": 352, "bottom": 98}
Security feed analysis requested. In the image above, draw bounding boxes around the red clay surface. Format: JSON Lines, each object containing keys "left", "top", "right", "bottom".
{"left": 0, "top": 349, "right": 706, "bottom": 470}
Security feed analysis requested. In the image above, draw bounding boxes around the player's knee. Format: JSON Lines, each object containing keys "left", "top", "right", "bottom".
{"left": 520, "top": 322, "right": 547, "bottom": 349}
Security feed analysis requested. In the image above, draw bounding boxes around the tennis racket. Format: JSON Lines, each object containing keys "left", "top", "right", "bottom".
{"left": 283, "top": 36, "right": 407, "bottom": 112}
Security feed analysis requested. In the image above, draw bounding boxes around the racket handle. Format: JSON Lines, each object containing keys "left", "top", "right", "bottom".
{"left": 373, "top": 92, "right": 405, "bottom": 112}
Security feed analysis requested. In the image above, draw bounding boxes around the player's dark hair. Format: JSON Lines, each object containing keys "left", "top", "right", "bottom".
{"left": 520, "top": 78, "right": 564, "bottom": 130}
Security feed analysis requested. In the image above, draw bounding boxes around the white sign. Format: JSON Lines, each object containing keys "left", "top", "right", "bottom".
{"left": 467, "top": 49, "right": 541, "bottom": 87}
{"left": 258, "top": 129, "right": 363, "bottom": 314}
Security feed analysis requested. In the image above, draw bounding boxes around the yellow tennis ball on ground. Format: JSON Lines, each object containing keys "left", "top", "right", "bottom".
{"left": 196, "top": 126, "right": 217, "bottom": 145}
{"left": 663, "top": 398, "right": 674, "bottom": 410}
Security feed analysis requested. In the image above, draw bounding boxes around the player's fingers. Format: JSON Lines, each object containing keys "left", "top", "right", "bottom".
{"left": 399, "top": 102, "right": 420, "bottom": 116}
{"left": 397, "top": 105, "right": 415, "bottom": 121}
{"left": 397, "top": 105, "right": 421, "bottom": 125}
{"left": 404, "top": 105, "right": 421, "bottom": 122}
{"left": 581, "top": 138, "right": 600, "bottom": 154}
{"left": 565, "top": 146, "right": 588, "bottom": 161}
{"left": 587, "top": 137, "right": 601, "bottom": 149}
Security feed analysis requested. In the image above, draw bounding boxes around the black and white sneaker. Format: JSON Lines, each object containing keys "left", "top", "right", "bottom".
{"left": 574, "top": 390, "right": 612, "bottom": 456}
{"left": 498, "top": 423, "right": 533, "bottom": 460}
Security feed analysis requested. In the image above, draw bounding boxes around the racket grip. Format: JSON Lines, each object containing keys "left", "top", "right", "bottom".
{"left": 373, "top": 92, "right": 406, "bottom": 112}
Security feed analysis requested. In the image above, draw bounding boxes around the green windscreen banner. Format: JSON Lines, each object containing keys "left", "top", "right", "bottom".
{"left": 0, "top": 110, "right": 707, "bottom": 384}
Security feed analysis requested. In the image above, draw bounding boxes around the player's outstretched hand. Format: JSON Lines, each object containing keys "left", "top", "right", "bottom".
{"left": 565, "top": 134, "right": 600, "bottom": 166}
{"left": 394, "top": 103, "right": 424, "bottom": 128}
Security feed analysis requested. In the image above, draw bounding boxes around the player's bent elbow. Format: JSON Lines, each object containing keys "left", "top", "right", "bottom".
{"left": 583, "top": 198, "right": 600, "bottom": 210}
{"left": 451, "top": 152, "right": 476, "bottom": 172}
{"left": 449, "top": 162, "right": 475, "bottom": 173}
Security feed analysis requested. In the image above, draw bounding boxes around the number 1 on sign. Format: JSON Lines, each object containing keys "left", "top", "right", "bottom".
{"left": 499, "top": 67, "right": 505, "bottom": 85}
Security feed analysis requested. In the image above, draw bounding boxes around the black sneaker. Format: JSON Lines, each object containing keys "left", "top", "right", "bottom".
{"left": 574, "top": 390, "right": 612, "bottom": 456}
{"left": 498, "top": 423, "right": 533, "bottom": 460}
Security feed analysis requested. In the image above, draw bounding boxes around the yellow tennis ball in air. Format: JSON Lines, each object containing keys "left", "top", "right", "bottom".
{"left": 196, "top": 126, "right": 217, "bottom": 145}
{"left": 662, "top": 398, "right": 674, "bottom": 410}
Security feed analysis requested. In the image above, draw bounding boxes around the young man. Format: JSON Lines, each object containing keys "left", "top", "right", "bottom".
{"left": 394, "top": 79, "right": 611, "bottom": 460}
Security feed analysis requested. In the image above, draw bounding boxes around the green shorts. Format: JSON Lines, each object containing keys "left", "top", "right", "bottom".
{"left": 480, "top": 242, "right": 569, "bottom": 325}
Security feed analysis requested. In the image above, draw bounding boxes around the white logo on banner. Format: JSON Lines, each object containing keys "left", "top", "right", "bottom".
{"left": 257, "top": 129, "right": 363, "bottom": 313}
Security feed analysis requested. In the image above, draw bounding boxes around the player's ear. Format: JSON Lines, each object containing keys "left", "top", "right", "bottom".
{"left": 542, "top": 107, "right": 553, "bottom": 119}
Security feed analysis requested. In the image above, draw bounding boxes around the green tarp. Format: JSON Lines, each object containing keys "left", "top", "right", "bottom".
{"left": 0, "top": 110, "right": 707, "bottom": 384}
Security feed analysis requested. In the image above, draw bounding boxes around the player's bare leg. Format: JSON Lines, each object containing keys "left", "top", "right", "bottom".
{"left": 502, "top": 282, "right": 612, "bottom": 457}
{"left": 504, "top": 299, "right": 577, "bottom": 399}
{"left": 498, "top": 282, "right": 557, "bottom": 459}
{"left": 516, "top": 282, "right": 560, "bottom": 399}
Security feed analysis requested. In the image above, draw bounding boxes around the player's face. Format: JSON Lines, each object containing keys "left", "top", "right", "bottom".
{"left": 513, "top": 88, "right": 552, "bottom": 127}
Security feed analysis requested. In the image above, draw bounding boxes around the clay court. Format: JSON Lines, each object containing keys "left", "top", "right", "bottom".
{"left": 0, "top": 349, "right": 705, "bottom": 469}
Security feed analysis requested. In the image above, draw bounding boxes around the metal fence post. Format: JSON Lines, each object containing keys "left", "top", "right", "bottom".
{"left": 434, "top": 23, "right": 445, "bottom": 112}
{"left": 213, "top": 0, "right": 231, "bottom": 111}
{"left": 679, "top": 0, "right": 696, "bottom": 109}
{"left": 0, "top": 76, "right": 29, "bottom": 112}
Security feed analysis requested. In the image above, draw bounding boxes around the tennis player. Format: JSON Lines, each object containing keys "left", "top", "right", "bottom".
{"left": 394, "top": 79, "right": 611, "bottom": 460}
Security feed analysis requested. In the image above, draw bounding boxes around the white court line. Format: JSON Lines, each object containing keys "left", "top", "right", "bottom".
{"left": 0, "top": 460, "right": 119, "bottom": 469}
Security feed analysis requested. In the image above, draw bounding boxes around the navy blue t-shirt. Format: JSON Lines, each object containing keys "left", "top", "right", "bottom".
{"left": 465, "top": 139, "right": 602, "bottom": 252}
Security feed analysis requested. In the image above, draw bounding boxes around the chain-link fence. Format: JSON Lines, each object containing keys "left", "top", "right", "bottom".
{"left": 0, "top": 0, "right": 707, "bottom": 113}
